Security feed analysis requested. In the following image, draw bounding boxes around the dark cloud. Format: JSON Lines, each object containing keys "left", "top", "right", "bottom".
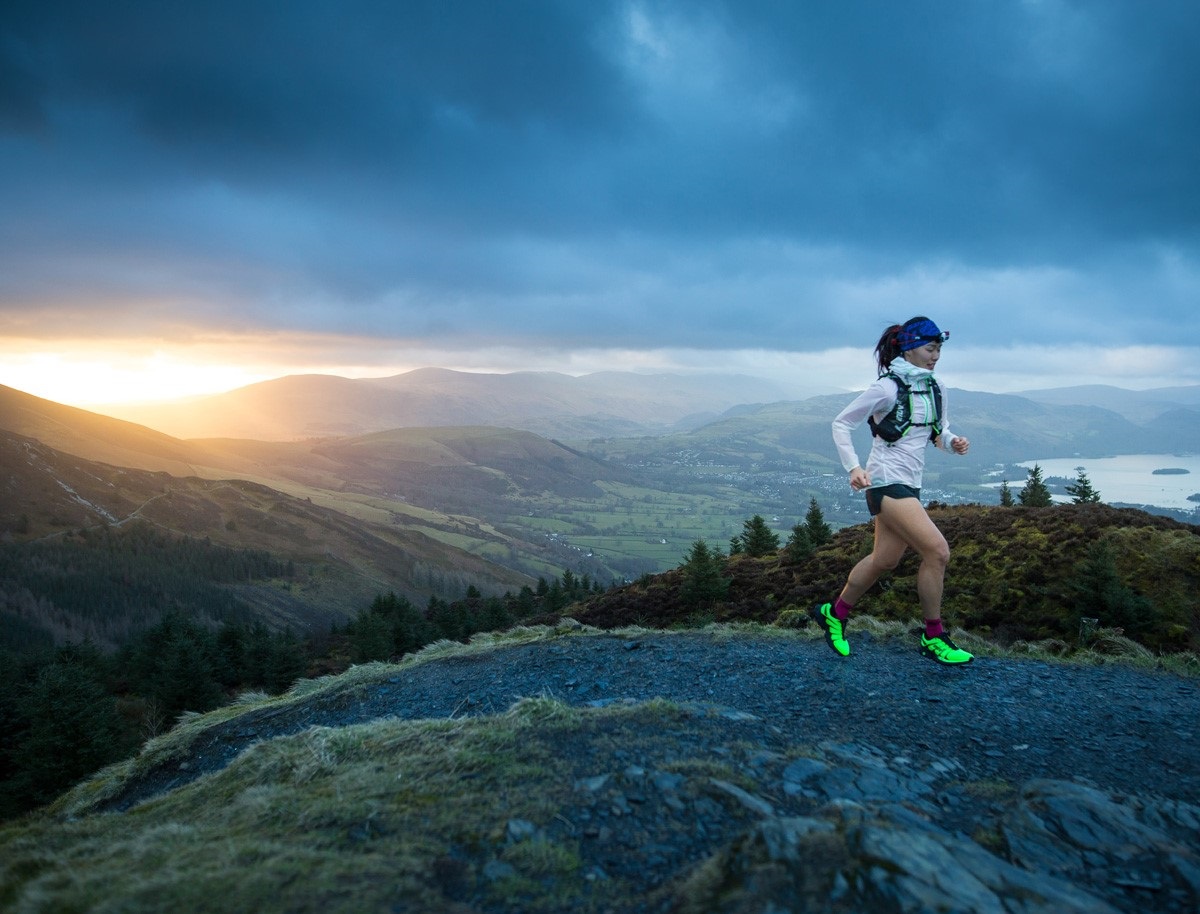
{"left": 1, "top": 0, "right": 1198, "bottom": 360}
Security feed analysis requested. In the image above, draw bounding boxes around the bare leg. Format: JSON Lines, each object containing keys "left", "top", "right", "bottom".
{"left": 840, "top": 496, "right": 949, "bottom": 620}
{"left": 839, "top": 513, "right": 908, "bottom": 605}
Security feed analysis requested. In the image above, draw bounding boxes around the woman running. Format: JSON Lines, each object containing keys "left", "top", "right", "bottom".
{"left": 814, "top": 315, "right": 974, "bottom": 664}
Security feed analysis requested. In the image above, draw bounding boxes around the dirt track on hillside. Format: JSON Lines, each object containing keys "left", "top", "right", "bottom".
{"left": 105, "top": 630, "right": 1200, "bottom": 813}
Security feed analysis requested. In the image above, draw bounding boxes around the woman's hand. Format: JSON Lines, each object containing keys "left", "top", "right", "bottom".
{"left": 849, "top": 467, "right": 871, "bottom": 490}
{"left": 951, "top": 436, "right": 970, "bottom": 455}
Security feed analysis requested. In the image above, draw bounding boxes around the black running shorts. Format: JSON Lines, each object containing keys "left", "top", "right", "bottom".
{"left": 865, "top": 483, "right": 921, "bottom": 517}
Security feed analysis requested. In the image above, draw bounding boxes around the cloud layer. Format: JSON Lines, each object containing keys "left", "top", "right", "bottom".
{"left": 2, "top": 0, "right": 1198, "bottom": 395}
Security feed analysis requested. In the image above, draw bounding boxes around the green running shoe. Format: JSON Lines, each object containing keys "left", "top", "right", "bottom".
{"left": 812, "top": 603, "right": 850, "bottom": 657}
{"left": 920, "top": 632, "right": 974, "bottom": 665}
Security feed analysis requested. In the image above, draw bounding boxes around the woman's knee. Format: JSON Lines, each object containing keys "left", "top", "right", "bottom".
{"left": 921, "top": 538, "right": 950, "bottom": 569}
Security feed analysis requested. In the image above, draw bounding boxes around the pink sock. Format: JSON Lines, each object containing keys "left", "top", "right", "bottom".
{"left": 833, "top": 597, "right": 852, "bottom": 621}
{"left": 925, "top": 618, "right": 944, "bottom": 638}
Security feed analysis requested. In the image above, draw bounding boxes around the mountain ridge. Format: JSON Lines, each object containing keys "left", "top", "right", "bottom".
{"left": 96, "top": 368, "right": 819, "bottom": 441}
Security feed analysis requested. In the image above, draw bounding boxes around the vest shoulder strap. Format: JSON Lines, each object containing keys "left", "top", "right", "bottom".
{"left": 868, "top": 372, "right": 943, "bottom": 442}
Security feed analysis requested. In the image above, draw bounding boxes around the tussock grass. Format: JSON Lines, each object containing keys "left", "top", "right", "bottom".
{"left": 7, "top": 697, "right": 702, "bottom": 913}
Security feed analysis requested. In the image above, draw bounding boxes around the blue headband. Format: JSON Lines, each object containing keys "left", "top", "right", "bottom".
{"left": 896, "top": 319, "right": 949, "bottom": 351}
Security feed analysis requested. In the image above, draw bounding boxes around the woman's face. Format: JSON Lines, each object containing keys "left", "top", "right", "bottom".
{"left": 903, "top": 341, "right": 942, "bottom": 370}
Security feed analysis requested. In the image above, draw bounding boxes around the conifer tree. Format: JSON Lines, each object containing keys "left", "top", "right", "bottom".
{"left": 740, "top": 515, "right": 780, "bottom": 557}
{"left": 1065, "top": 540, "right": 1153, "bottom": 634}
{"left": 804, "top": 498, "right": 832, "bottom": 546}
{"left": 999, "top": 480, "right": 1014, "bottom": 507}
{"left": 390, "top": 596, "right": 434, "bottom": 656}
{"left": 1018, "top": 464, "right": 1053, "bottom": 507}
{"left": 265, "top": 630, "right": 307, "bottom": 693}
{"left": 1066, "top": 468, "right": 1102, "bottom": 504}
{"left": 11, "top": 659, "right": 126, "bottom": 809}
{"left": 680, "top": 540, "right": 730, "bottom": 608}
{"left": 785, "top": 524, "right": 814, "bottom": 562}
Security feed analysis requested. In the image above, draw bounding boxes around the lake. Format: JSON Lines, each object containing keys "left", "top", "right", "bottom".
{"left": 1015, "top": 454, "right": 1200, "bottom": 510}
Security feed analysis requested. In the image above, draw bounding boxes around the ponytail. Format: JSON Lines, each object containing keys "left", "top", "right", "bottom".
{"left": 874, "top": 324, "right": 903, "bottom": 374}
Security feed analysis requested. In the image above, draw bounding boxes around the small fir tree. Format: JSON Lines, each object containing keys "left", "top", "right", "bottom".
{"left": 804, "top": 497, "right": 832, "bottom": 546}
{"left": 999, "top": 480, "right": 1014, "bottom": 507}
{"left": 785, "top": 524, "right": 814, "bottom": 562}
{"left": 1018, "top": 464, "right": 1053, "bottom": 507}
{"left": 740, "top": 515, "right": 781, "bottom": 557}
{"left": 1065, "top": 540, "right": 1152, "bottom": 635}
{"left": 680, "top": 540, "right": 730, "bottom": 608}
{"left": 1065, "top": 468, "right": 1102, "bottom": 504}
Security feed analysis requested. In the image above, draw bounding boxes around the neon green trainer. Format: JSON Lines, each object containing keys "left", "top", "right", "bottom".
{"left": 812, "top": 603, "right": 850, "bottom": 657}
{"left": 920, "top": 632, "right": 974, "bottom": 665}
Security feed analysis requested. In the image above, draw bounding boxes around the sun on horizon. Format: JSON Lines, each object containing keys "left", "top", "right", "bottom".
{"left": 1, "top": 349, "right": 297, "bottom": 409}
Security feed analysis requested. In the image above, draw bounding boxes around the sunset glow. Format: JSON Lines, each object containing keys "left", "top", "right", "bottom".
{"left": 1, "top": 349, "right": 273, "bottom": 407}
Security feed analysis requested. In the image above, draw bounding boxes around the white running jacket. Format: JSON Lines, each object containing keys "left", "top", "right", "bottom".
{"left": 831, "top": 359, "right": 962, "bottom": 490}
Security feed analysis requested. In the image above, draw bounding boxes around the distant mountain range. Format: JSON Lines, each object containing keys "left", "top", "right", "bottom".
{"left": 1013, "top": 384, "right": 1200, "bottom": 421}
{"left": 98, "top": 368, "right": 832, "bottom": 440}
{"left": 89, "top": 370, "right": 1200, "bottom": 455}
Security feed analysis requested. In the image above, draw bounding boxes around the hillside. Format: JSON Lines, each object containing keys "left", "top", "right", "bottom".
{"left": 6, "top": 377, "right": 1200, "bottom": 603}
{"left": 3, "top": 622, "right": 1197, "bottom": 913}
{"left": 0, "top": 428, "right": 533, "bottom": 648}
{"left": 0, "top": 383, "right": 208, "bottom": 475}
{"left": 561, "top": 502, "right": 1200, "bottom": 655}
{"left": 99, "top": 368, "right": 818, "bottom": 441}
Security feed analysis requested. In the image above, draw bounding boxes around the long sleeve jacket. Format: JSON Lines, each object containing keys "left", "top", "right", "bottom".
{"left": 831, "top": 360, "right": 961, "bottom": 490}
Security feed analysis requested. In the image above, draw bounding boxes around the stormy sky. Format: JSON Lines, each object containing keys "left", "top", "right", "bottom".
{"left": 1, "top": 0, "right": 1198, "bottom": 404}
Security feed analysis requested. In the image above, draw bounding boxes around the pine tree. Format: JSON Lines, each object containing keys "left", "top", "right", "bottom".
{"left": 785, "top": 524, "right": 814, "bottom": 562}
{"left": 265, "top": 630, "right": 307, "bottom": 693}
{"left": 390, "top": 595, "right": 434, "bottom": 656}
{"left": 680, "top": 540, "right": 730, "bottom": 608}
{"left": 1018, "top": 464, "right": 1053, "bottom": 507}
{"left": 1065, "top": 541, "right": 1153, "bottom": 634}
{"left": 740, "top": 515, "right": 781, "bottom": 557}
{"left": 1065, "top": 468, "right": 1102, "bottom": 504}
{"left": 804, "top": 498, "right": 832, "bottom": 546}
{"left": 999, "top": 480, "right": 1014, "bottom": 507}
{"left": 11, "top": 659, "right": 126, "bottom": 809}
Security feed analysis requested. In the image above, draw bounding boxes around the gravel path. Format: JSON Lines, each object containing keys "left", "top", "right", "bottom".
{"left": 87, "top": 630, "right": 1200, "bottom": 913}
{"left": 384, "top": 632, "right": 1200, "bottom": 802}
{"left": 110, "top": 630, "right": 1200, "bottom": 811}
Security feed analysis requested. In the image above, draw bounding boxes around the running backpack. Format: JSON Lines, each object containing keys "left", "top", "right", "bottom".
{"left": 868, "top": 372, "right": 943, "bottom": 443}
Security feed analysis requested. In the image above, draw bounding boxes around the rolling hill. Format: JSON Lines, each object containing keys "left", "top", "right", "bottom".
{"left": 97, "top": 368, "right": 822, "bottom": 440}
{"left": 1015, "top": 383, "right": 1200, "bottom": 421}
{"left": 0, "top": 426, "right": 535, "bottom": 649}
{"left": 581, "top": 387, "right": 1200, "bottom": 472}
{"left": 0, "top": 383, "right": 210, "bottom": 475}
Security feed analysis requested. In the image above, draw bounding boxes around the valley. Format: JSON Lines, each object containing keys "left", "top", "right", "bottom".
{"left": 5, "top": 374, "right": 1200, "bottom": 610}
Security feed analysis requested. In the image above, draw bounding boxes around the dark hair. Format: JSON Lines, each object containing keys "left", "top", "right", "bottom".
{"left": 874, "top": 315, "right": 933, "bottom": 374}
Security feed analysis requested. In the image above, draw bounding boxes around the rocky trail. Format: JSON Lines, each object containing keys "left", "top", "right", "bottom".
{"left": 104, "top": 630, "right": 1200, "bottom": 913}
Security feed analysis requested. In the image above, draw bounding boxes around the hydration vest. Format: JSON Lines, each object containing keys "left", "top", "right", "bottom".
{"left": 868, "top": 372, "right": 943, "bottom": 443}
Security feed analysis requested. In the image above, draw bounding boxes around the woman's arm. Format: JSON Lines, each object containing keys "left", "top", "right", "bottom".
{"left": 831, "top": 378, "right": 894, "bottom": 473}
